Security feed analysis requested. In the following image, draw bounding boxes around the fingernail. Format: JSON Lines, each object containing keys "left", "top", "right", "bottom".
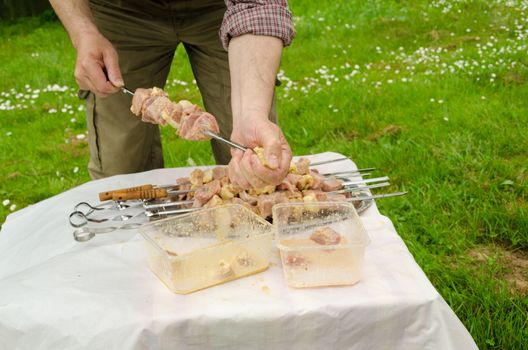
{"left": 115, "top": 79, "right": 124, "bottom": 87}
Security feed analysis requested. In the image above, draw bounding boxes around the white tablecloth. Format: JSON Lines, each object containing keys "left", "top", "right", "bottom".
{"left": 0, "top": 152, "right": 477, "bottom": 350}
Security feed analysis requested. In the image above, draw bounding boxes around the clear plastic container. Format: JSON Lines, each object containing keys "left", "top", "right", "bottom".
{"left": 140, "top": 204, "right": 273, "bottom": 294}
{"left": 273, "top": 202, "right": 370, "bottom": 288}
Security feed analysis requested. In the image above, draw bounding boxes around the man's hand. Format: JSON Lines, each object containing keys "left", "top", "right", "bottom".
{"left": 74, "top": 32, "right": 124, "bottom": 97}
{"left": 49, "top": 0, "right": 123, "bottom": 97}
{"left": 228, "top": 118, "right": 292, "bottom": 190}
{"left": 227, "top": 34, "right": 290, "bottom": 190}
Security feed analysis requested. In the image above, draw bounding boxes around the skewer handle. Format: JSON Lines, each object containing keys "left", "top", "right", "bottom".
{"left": 99, "top": 184, "right": 153, "bottom": 201}
{"left": 112, "top": 188, "right": 168, "bottom": 201}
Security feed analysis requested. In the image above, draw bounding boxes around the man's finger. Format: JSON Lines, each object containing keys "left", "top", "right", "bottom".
{"left": 85, "top": 60, "right": 118, "bottom": 95}
{"left": 103, "top": 49, "right": 124, "bottom": 87}
{"left": 241, "top": 152, "right": 268, "bottom": 189}
{"left": 249, "top": 154, "right": 283, "bottom": 185}
{"left": 228, "top": 153, "right": 250, "bottom": 190}
{"left": 259, "top": 127, "right": 282, "bottom": 169}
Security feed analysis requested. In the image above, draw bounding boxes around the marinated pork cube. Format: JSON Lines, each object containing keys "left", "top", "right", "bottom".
{"left": 302, "top": 190, "right": 328, "bottom": 201}
{"left": 247, "top": 184, "right": 276, "bottom": 196}
{"left": 130, "top": 88, "right": 152, "bottom": 115}
{"left": 321, "top": 177, "right": 343, "bottom": 192}
{"left": 238, "top": 191, "right": 258, "bottom": 205}
{"left": 256, "top": 194, "right": 274, "bottom": 218}
{"left": 176, "top": 177, "right": 190, "bottom": 186}
{"left": 190, "top": 169, "right": 204, "bottom": 188}
{"left": 202, "top": 169, "right": 214, "bottom": 184}
{"left": 295, "top": 157, "right": 311, "bottom": 175}
{"left": 277, "top": 177, "right": 296, "bottom": 192}
{"left": 180, "top": 112, "right": 220, "bottom": 141}
{"left": 253, "top": 147, "right": 269, "bottom": 167}
{"left": 203, "top": 194, "right": 223, "bottom": 208}
{"left": 212, "top": 166, "right": 227, "bottom": 180}
{"left": 220, "top": 183, "right": 239, "bottom": 201}
{"left": 310, "top": 227, "right": 342, "bottom": 245}
{"left": 193, "top": 179, "right": 221, "bottom": 207}
{"left": 310, "top": 170, "right": 325, "bottom": 190}
{"left": 296, "top": 174, "right": 315, "bottom": 191}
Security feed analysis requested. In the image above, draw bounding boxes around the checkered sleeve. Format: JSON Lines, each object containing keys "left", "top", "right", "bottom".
{"left": 220, "top": 0, "right": 296, "bottom": 50}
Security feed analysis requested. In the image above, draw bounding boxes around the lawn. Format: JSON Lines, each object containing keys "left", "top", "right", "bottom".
{"left": 0, "top": 0, "right": 527, "bottom": 348}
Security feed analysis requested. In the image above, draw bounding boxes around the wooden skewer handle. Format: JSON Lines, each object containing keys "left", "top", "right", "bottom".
{"left": 112, "top": 188, "right": 168, "bottom": 201}
{"left": 99, "top": 184, "right": 153, "bottom": 201}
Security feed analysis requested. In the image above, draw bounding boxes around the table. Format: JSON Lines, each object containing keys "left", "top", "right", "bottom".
{"left": 0, "top": 152, "right": 477, "bottom": 349}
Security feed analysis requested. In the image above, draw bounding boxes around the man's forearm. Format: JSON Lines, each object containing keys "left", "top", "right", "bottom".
{"left": 49, "top": 0, "right": 100, "bottom": 48}
{"left": 228, "top": 34, "right": 283, "bottom": 124}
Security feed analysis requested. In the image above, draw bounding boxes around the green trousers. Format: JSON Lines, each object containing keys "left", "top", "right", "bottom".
{"left": 84, "top": 0, "right": 277, "bottom": 179}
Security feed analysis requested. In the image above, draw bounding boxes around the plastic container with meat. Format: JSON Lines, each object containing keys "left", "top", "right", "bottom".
{"left": 273, "top": 201, "right": 370, "bottom": 288}
{"left": 140, "top": 204, "right": 273, "bottom": 294}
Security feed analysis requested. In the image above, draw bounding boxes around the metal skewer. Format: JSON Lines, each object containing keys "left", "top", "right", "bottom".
{"left": 341, "top": 176, "right": 390, "bottom": 187}
{"left": 143, "top": 199, "right": 194, "bottom": 210}
{"left": 321, "top": 168, "right": 376, "bottom": 176}
{"left": 347, "top": 191, "right": 407, "bottom": 201}
{"left": 202, "top": 130, "right": 247, "bottom": 151}
{"left": 331, "top": 182, "right": 391, "bottom": 194}
{"left": 145, "top": 207, "right": 200, "bottom": 218}
{"left": 310, "top": 157, "right": 349, "bottom": 166}
{"left": 121, "top": 87, "right": 135, "bottom": 96}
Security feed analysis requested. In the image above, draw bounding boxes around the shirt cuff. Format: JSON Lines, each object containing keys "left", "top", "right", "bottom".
{"left": 220, "top": 2, "right": 296, "bottom": 51}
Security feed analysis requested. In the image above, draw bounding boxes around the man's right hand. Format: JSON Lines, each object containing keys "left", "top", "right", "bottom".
{"left": 74, "top": 32, "right": 124, "bottom": 97}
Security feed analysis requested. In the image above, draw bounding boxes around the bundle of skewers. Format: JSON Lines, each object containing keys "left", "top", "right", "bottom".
{"left": 99, "top": 156, "right": 405, "bottom": 220}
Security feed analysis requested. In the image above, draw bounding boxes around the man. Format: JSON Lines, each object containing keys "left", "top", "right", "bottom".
{"left": 49, "top": 0, "right": 295, "bottom": 190}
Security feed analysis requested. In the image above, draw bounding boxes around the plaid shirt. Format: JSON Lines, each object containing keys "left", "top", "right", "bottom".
{"left": 220, "top": 0, "right": 296, "bottom": 50}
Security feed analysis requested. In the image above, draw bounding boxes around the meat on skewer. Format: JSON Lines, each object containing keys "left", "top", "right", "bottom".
{"left": 130, "top": 87, "right": 220, "bottom": 141}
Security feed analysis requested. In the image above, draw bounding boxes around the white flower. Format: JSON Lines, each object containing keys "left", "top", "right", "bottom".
{"left": 2, "top": 199, "right": 10, "bottom": 206}
{"left": 9, "top": 204, "right": 16, "bottom": 211}
{"left": 187, "top": 157, "right": 196, "bottom": 166}
{"left": 73, "top": 167, "right": 79, "bottom": 173}
{"left": 481, "top": 96, "right": 486, "bottom": 100}
{"left": 76, "top": 134, "right": 86, "bottom": 140}
{"left": 6, "top": 131, "right": 12, "bottom": 136}
{"left": 438, "top": 100, "right": 444, "bottom": 104}
{"left": 430, "top": 98, "right": 435, "bottom": 102}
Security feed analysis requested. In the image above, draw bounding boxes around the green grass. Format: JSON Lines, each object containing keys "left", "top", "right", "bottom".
{"left": 1, "top": 1, "right": 527, "bottom": 348}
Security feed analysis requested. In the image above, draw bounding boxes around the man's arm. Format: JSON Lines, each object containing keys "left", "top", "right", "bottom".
{"left": 227, "top": 35, "right": 291, "bottom": 189}
{"left": 221, "top": 0, "right": 296, "bottom": 189}
{"left": 49, "top": 0, "right": 123, "bottom": 96}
